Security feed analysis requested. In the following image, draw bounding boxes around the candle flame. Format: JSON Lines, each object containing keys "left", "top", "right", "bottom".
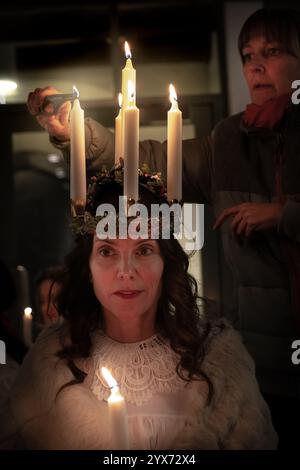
{"left": 128, "top": 80, "right": 135, "bottom": 102}
{"left": 101, "top": 367, "right": 118, "bottom": 389}
{"left": 73, "top": 85, "right": 79, "bottom": 98}
{"left": 169, "top": 84, "right": 178, "bottom": 105}
{"left": 118, "top": 93, "right": 123, "bottom": 108}
{"left": 24, "top": 307, "right": 32, "bottom": 317}
{"left": 124, "top": 41, "right": 132, "bottom": 59}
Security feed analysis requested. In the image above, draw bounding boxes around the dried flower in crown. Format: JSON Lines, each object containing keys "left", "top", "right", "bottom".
{"left": 71, "top": 160, "right": 169, "bottom": 236}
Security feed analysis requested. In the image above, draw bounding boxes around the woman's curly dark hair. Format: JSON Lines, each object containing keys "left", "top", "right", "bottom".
{"left": 55, "top": 182, "right": 219, "bottom": 400}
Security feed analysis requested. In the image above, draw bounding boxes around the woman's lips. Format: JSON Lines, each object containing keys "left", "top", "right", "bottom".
{"left": 253, "top": 84, "right": 274, "bottom": 90}
{"left": 114, "top": 290, "right": 143, "bottom": 299}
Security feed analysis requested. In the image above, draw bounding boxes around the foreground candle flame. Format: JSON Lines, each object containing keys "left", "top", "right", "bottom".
{"left": 101, "top": 367, "right": 129, "bottom": 448}
{"left": 101, "top": 367, "right": 124, "bottom": 403}
{"left": 24, "top": 307, "right": 32, "bottom": 317}
{"left": 169, "top": 84, "right": 178, "bottom": 105}
{"left": 73, "top": 85, "right": 79, "bottom": 98}
{"left": 124, "top": 41, "right": 132, "bottom": 59}
{"left": 118, "top": 92, "right": 123, "bottom": 108}
{"left": 101, "top": 366, "right": 118, "bottom": 389}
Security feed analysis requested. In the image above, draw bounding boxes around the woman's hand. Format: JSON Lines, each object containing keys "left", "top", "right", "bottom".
{"left": 27, "top": 86, "right": 71, "bottom": 141}
{"left": 213, "top": 202, "right": 285, "bottom": 237}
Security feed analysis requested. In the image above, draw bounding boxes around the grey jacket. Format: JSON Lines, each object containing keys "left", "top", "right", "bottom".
{"left": 53, "top": 110, "right": 300, "bottom": 398}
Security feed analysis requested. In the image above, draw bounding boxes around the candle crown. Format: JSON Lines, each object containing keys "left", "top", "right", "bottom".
{"left": 70, "top": 162, "right": 175, "bottom": 237}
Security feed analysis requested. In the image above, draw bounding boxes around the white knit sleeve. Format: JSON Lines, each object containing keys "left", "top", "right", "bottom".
{"left": 201, "top": 321, "right": 278, "bottom": 449}
{"left": 0, "top": 327, "right": 109, "bottom": 450}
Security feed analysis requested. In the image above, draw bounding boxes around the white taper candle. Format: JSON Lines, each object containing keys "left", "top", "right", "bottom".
{"left": 101, "top": 367, "right": 129, "bottom": 450}
{"left": 167, "top": 84, "right": 182, "bottom": 201}
{"left": 70, "top": 86, "right": 86, "bottom": 208}
{"left": 123, "top": 80, "right": 139, "bottom": 202}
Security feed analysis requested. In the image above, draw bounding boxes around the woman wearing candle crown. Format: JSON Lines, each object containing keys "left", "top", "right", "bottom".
{"left": 0, "top": 171, "right": 276, "bottom": 449}
{"left": 26, "top": 7, "right": 300, "bottom": 448}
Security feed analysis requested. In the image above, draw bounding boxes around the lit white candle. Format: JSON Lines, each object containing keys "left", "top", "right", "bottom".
{"left": 115, "top": 93, "right": 123, "bottom": 165}
{"left": 23, "top": 307, "right": 32, "bottom": 347}
{"left": 121, "top": 42, "right": 136, "bottom": 169}
{"left": 70, "top": 85, "right": 86, "bottom": 211}
{"left": 101, "top": 367, "right": 129, "bottom": 450}
{"left": 121, "top": 42, "right": 136, "bottom": 110}
{"left": 167, "top": 84, "right": 182, "bottom": 201}
{"left": 123, "top": 80, "right": 139, "bottom": 201}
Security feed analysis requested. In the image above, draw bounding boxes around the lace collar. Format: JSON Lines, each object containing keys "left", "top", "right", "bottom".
{"left": 90, "top": 333, "right": 186, "bottom": 406}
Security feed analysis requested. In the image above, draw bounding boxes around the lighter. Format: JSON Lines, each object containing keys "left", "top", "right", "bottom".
{"left": 37, "top": 89, "right": 78, "bottom": 116}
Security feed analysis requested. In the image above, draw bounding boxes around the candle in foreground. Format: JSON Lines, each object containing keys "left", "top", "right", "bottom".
{"left": 23, "top": 307, "right": 32, "bottom": 347}
{"left": 115, "top": 93, "right": 123, "bottom": 164}
{"left": 167, "top": 84, "right": 182, "bottom": 202}
{"left": 70, "top": 85, "right": 86, "bottom": 211}
{"left": 123, "top": 80, "right": 139, "bottom": 202}
{"left": 101, "top": 367, "right": 129, "bottom": 450}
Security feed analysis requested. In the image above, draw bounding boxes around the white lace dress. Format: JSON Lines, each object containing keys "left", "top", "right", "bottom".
{"left": 89, "top": 333, "right": 208, "bottom": 449}
{"left": 0, "top": 322, "right": 278, "bottom": 450}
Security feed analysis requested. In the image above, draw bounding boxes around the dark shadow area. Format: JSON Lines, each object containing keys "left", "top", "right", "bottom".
{"left": 13, "top": 150, "right": 73, "bottom": 295}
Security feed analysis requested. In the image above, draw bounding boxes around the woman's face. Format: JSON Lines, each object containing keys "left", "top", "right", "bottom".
{"left": 89, "top": 236, "right": 164, "bottom": 328}
{"left": 242, "top": 36, "right": 300, "bottom": 105}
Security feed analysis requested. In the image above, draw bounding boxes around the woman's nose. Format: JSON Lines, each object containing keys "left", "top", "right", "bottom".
{"left": 117, "top": 255, "right": 136, "bottom": 280}
{"left": 249, "top": 57, "right": 265, "bottom": 73}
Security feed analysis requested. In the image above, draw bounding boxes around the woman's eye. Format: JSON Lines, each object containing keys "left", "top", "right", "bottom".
{"left": 267, "top": 47, "right": 280, "bottom": 56}
{"left": 136, "top": 245, "right": 154, "bottom": 256}
{"left": 98, "top": 247, "right": 114, "bottom": 257}
{"left": 242, "top": 52, "right": 252, "bottom": 63}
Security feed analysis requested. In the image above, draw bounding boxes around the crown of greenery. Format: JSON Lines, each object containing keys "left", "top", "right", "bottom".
{"left": 71, "top": 161, "right": 168, "bottom": 236}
